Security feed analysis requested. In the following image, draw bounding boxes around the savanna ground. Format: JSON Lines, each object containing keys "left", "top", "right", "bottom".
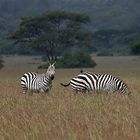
{"left": 0, "top": 55, "right": 140, "bottom": 140}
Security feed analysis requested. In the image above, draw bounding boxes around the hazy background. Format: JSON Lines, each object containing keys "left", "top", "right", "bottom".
{"left": 0, "top": 0, "right": 140, "bottom": 55}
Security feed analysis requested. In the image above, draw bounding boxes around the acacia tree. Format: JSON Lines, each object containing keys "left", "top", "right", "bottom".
{"left": 9, "top": 11, "right": 93, "bottom": 61}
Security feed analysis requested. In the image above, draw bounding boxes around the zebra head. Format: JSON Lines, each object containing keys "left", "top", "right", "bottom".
{"left": 46, "top": 62, "right": 56, "bottom": 80}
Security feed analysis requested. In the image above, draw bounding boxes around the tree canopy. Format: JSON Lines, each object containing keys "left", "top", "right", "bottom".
{"left": 9, "top": 11, "right": 94, "bottom": 60}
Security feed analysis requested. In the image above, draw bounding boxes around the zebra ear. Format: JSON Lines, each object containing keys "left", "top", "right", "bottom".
{"left": 48, "top": 61, "right": 51, "bottom": 66}
{"left": 52, "top": 61, "right": 56, "bottom": 66}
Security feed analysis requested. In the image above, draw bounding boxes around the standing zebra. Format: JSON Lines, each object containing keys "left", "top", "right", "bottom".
{"left": 60, "top": 72, "right": 130, "bottom": 94}
{"left": 21, "top": 63, "right": 55, "bottom": 94}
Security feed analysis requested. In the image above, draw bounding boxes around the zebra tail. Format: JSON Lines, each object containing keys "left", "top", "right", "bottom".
{"left": 60, "top": 82, "right": 70, "bottom": 87}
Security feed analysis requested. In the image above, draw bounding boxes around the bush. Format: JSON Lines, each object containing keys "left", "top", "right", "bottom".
{"left": 57, "top": 51, "right": 97, "bottom": 68}
{"left": 131, "top": 43, "right": 140, "bottom": 55}
{"left": 0, "top": 56, "right": 4, "bottom": 69}
{"left": 38, "top": 51, "right": 97, "bottom": 69}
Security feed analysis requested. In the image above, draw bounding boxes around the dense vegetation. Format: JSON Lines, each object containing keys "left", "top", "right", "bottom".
{"left": 57, "top": 51, "right": 97, "bottom": 68}
{"left": 8, "top": 10, "right": 97, "bottom": 68}
{"left": 39, "top": 51, "right": 97, "bottom": 68}
{"left": 0, "top": 0, "right": 140, "bottom": 55}
{"left": 131, "top": 42, "right": 140, "bottom": 55}
{"left": 9, "top": 11, "right": 93, "bottom": 61}
{"left": 0, "top": 56, "right": 4, "bottom": 69}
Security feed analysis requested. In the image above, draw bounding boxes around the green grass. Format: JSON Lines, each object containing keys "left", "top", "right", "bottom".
{"left": 0, "top": 55, "right": 139, "bottom": 140}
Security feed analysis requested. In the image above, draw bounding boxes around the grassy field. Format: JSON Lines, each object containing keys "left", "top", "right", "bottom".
{"left": 0, "top": 55, "right": 140, "bottom": 140}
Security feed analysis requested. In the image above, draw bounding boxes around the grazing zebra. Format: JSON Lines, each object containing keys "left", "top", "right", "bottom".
{"left": 60, "top": 72, "right": 130, "bottom": 94}
{"left": 21, "top": 63, "right": 55, "bottom": 94}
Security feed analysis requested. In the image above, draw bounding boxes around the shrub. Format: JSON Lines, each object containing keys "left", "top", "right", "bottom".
{"left": 0, "top": 56, "right": 4, "bottom": 69}
{"left": 131, "top": 42, "right": 140, "bottom": 55}
{"left": 38, "top": 51, "right": 97, "bottom": 69}
{"left": 57, "top": 51, "right": 97, "bottom": 68}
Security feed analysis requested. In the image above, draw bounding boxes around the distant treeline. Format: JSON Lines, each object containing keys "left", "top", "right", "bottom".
{"left": 0, "top": 0, "right": 140, "bottom": 55}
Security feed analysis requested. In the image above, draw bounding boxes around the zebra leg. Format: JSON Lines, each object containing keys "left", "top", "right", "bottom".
{"left": 21, "top": 83, "right": 27, "bottom": 94}
{"left": 40, "top": 88, "right": 49, "bottom": 95}
{"left": 28, "top": 90, "right": 34, "bottom": 95}
{"left": 22, "top": 90, "right": 27, "bottom": 94}
{"left": 86, "top": 89, "right": 91, "bottom": 94}
{"left": 36, "top": 90, "right": 40, "bottom": 94}
{"left": 22, "top": 87, "right": 27, "bottom": 94}
{"left": 82, "top": 88, "right": 89, "bottom": 93}
{"left": 44, "top": 89, "right": 50, "bottom": 94}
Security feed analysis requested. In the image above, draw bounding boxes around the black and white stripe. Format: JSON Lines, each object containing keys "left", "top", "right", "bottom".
{"left": 61, "top": 72, "right": 130, "bottom": 94}
{"left": 21, "top": 63, "right": 55, "bottom": 94}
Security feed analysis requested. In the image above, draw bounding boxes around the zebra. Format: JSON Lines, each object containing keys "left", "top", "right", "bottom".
{"left": 60, "top": 72, "right": 130, "bottom": 94}
{"left": 21, "top": 63, "right": 55, "bottom": 94}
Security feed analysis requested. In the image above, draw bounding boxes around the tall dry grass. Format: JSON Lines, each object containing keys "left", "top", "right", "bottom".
{"left": 0, "top": 55, "right": 139, "bottom": 140}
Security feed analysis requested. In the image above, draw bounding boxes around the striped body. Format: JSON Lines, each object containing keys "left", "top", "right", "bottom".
{"left": 96, "top": 73, "right": 128, "bottom": 93}
{"left": 21, "top": 63, "right": 55, "bottom": 94}
{"left": 61, "top": 72, "right": 129, "bottom": 94}
{"left": 21, "top": 72, "right": 52, "bottom": 93}
{"left": 70, "top": 73, "right": 99, "bottom": 92}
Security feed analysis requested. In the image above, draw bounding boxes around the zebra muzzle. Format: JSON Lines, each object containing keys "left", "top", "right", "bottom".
{"left": 51, "top": 75, "right": 54, "bottom": 80}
